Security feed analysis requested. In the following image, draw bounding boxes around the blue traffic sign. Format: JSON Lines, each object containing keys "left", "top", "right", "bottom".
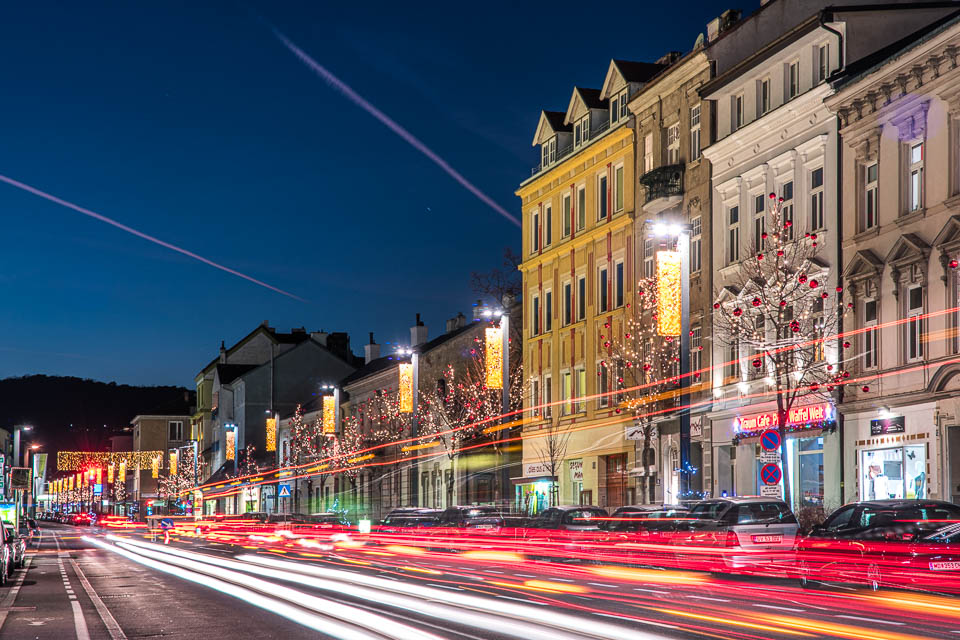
{"left": 278, "top": 483, "right": 291, "bottom": 498}
{"left": 760, "top": 463, "right": 782, "bottom": 485}
{"left": 760, "top": 429, "right": 781, "bottom": 451}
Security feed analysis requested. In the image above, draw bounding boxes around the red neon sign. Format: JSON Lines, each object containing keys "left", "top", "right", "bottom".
{"left": 736, "top": 402, "right": 832, "bottom": 433}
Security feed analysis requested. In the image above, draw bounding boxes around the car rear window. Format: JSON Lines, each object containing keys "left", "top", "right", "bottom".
{"left": 728, "top": 502, "right": 797, "bottom": 525}
{"left": 464, "top": 508, "right": 498, "bottom": 517}
{"left": 563, "top": 509, "right": 606, "bottom": 524}
{"left": 689, "top": 501, "right": 729, "bottom": 520}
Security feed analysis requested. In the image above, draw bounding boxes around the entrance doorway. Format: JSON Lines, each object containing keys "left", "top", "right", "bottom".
{"left": 949, "top": 426, "right": 960, "bottom": 504}
{"left": 604, "top": 453, "right": 628, "bottom": 509}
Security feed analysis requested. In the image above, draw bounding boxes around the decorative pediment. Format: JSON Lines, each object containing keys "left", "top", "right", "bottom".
{"left": 885, "top": 233, "right": 930, "bottom": 266}
{"left": 889, "top": 99, "right": 931, "bottom": 141}
{"left": 842, "top": 249, "right": 884, "bottom": 281}
{"left": 599, "top": 59, "right": 665, "bottom": 100}
{"left": 564, "top": 87, "right": 604, "bottom": 125}
{"left": 933, "top": 215, "right": 960, "bottom": 282}
{"left": 532, "top": 110, "right": 570, "bottom": 146}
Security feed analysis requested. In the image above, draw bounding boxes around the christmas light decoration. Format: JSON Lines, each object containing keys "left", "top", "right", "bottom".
{"left": 119, "top": 460, "right": 126, "bottom": 482}
{"left": 169, "top": 452, "right": 177, "bottom": 476}
{"left": 484, "top": 326, "right": 503, "bottom": 389}
{"left": 656, "top": 250, "right": 681, "bottom": 336}
{"left": 225, "top": 428, "right": 236, "bottom": 461}
{"left": 399, "top": 362, "right": 414, "bottom": 413}
{"left": 57, "top": 451, "right": 164, "bottom": 471}
{"left": 265, "top": 417, "right": 277, "bottom": 452}
{"left": 151, "top": 455, "right": 160, "bottom": 478}
{"left": 95, "top": 468, "right": 102, "bottom": 485}
{"left": 107, "top": 463, "right": 114, "bottom": 484}
{"left": 323, "top": 395, "right": 336, "bottom": 434}
{"left": 68, "top": 476, "right": 74, "bottom": 491}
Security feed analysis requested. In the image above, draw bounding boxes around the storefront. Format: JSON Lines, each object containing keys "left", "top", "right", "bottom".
{"left": 849, "top": 409, "right": 933, "bottom": 501}
{"left": 512, "top": 462, "right": 556, "bottom": 515}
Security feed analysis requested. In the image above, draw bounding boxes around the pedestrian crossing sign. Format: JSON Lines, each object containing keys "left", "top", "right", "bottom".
{"left": 278, "top": 483, "right": 291, "bottom": 498}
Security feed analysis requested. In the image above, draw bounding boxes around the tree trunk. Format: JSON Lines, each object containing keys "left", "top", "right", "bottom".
{"left": 778, "top": 406, "right": 791, "bottom": 509}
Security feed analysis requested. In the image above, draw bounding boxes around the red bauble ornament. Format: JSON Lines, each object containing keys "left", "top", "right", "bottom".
{"left": 752, "top": 297, "right": 761, "bottom": 307}
{"left": 951, "top": 259, "right": 959, "bottom": 269}
{"left": 811, "top": 234, "right": 817, "bottom": 240}
{"left": 769, "top": 192, "right": 776, "bottom": 199}
{"left": 812, "top": 242, "right": 818, "bottom": 247}
{"left": 733, "top": 308, "right": 743, "bottom": 316}
{"left": 780, "top": 300, "right": 787, "bottom": 307}
{"left": 843, "top": 341, "right": 851, "bottom": 348}
{"left": 643, "top": 363, "right": 651, "bottom": 371}
{"left": 713, "top": 302, "right": 721, "bottom": 309}
{"left": 809, "top": 279, "right": 818, "bottom": 288}
{"left": 761, "top": 232, "right": 768, "bottom": 239}
{"left": 785, "top": 220, "right": 792, "bottom": 227}
{"left": 625, "top": 333, "right": 631, "bottom": 339}
{"left": 798, "top": 274, "right": 808, "bottom": 284}
{"left": 826, "top": 365, "right": 832, "bottom": 370}
{"left": 836, "top": 286, "right": 843, "bottom": 293}
{"left": 847, "top": 302, "right": 854, "bottom": 308}
{"left": 757, "top": 253, "right": 764, "bottom": 260}
{"left": 862, "top": 385, "right": 870, "bottom": 392}
{"left": 827, "top": 385, "right": 834, "bottom": 392}
{"left": 777, "top": 250, "right": 784, "bottom": 256}
{"left": 752, "top": 359, "right": 762, "bottom": 368}
{"left": 821, "top": 292, "right": 829, "bottom": 299}
{"left": 843, "top": 371, "right": 850, "bottom": 378}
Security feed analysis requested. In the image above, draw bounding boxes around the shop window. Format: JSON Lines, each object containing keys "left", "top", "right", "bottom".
{"left": 860, "top": 445, "right": 926, "bottom": 500}
{"left": 797, "top": 436, "right": 824, "bottom": 509}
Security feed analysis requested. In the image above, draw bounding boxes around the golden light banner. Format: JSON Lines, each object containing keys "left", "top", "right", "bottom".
{"left": 95, "top": 468, "right": 102, "bottom": 485}
{"left": 68, "top": 476, "right": 74, "bottom": 491}
{"left": 265, "top": 417, "right": 277, "bottom": 452}
{"left": 118, "top": 460, "right": 126, "bottom": 482}
{"left": 322, "top": 395, "right": 336, "bottom": 435}
{"left": 225, "top": 429, "right": 236, "bottom": 461}
{"left": 151, "top": 455, "right": 160, "bottom": 479}
{"left": 79, "top": 472, "right": 84, "bottom": 487}
{"left": 107, "top": 463, "right": 114, "bottom": 484}
{"left": 57, "top": 451, "right": 165, "bottom": 471}
{"left": 485, "top": 326, "right": 503, "bottom": 389}
{"left": 399, "top": 362, "right": 414, "bottom": 413}
{"left": 169, "top": 452, "right": 178, "bottom": 476}
{"left": 656, "top": 250, "right": 682, "bottom": 337}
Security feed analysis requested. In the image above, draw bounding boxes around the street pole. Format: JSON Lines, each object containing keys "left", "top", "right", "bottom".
{"left": 500, "top": 312, "right": 511, "bottom": 513}
{"left": 678, "top": 230, "right": 692, "bottom": 500}
{"left": 411, "top": 351, "right": 420, "bottom": 508}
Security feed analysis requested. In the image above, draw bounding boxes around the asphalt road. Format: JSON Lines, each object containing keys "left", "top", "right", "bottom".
{"left": 1, "top": 523, "right": 958, "bottom": 639}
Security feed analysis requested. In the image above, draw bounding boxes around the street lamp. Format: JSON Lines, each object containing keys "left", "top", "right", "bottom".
{"left": 483, "top": 304, "right": 512, "bottom": 511}
{"left": 13, "top": 425, "right": 32, "bottom": 468}
{"left": 396, "top": 346, "right": 420, "bottom": 506}
{"left": 652, "top": 221, "right": 693, "bottom": 499}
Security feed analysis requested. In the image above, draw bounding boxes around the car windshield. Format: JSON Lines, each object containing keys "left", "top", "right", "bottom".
{"left": 728, "top": 502, "right": 796, "bottom": 525}
{"left": 688, "top": 502, "right": 730, "bottom": 520}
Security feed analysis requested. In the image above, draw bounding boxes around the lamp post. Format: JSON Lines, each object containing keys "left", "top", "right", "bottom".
{"left": 482, "top": 305, "right": 511, "bottom": 512}
{"left": 25, "top": 444, "right": 40, "bottom": 518}
{"left": 13, "top": 425, "right": 32, "bottom": 468}
{"left": 652, "top": 222, "right": 692, "bottom": 499}
{"left": 397, "top": 347, "right": 419, "bottom": 506}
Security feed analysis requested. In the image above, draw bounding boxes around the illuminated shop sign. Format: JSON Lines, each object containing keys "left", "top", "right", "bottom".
{"left": 734, "top": 402, "right": 835, "bottom": 435}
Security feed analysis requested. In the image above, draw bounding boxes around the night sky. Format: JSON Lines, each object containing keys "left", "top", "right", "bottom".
{"left": 0, "top": 1, "right": 759, "bottom": 386}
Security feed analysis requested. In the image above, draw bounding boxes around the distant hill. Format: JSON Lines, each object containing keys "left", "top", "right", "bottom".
{"left": 0, "top": 375, "right": 194, "bottom": 470}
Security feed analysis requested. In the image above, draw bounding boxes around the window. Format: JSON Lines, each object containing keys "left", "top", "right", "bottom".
{"left": 598, "top": 363, "right": 609, "bottom": 408}
{"left": 530, "top": 379, "right": 540, "bottom": 417}
{"left": 561, "top": 371, "right": 572, "bottom": 416}
{"left": 563, "top": 282, "right": 572, "bottom": 326}
{"left": 577, "top": 186, "right": 586, "bottom": 231}
{"left": 863, "top": 298, "right": 878, "bottom": 369}
{"left": 760, "top": 78, "right": 770, "bottom": 115}
{"left": 575, "top": 367, "right": 587, "bottom": 413}
{"left": 864, "top": 162, "right": 878, "bottom": 230}
{"left": 906, "top": 286, "right": 924, "bottom": 361}
{"left": 727, "top": 205, "right": 740, "bottom": 263}
{"left": 541, "top": 138, "right": 556, "bottom": 168}
{"left": 788, "top": 60, "right": 799, "bottom": 99}
{"left": 810, "top": 167, "right": 824, "bottom": 230}
{"left": 690, "top": 216, "right": 702, "bottom": 273}
{"left": 644, "top": 133, "right": 654, "bottom": 174}
{"left": 614, "top": 165, "right": 624, "bottom": 212}
{"left": 168, "top": 421, "right": 183, "bottom": 441}
{"left": 754, "top": 194, "right": 766, "bottom": 252}
{"left": 690, "top": 105, "right": 701, "bottom": 161}
{"left": 691, "top": 326, "right": 702, "bottom": 377}
{"left": 611, "top": 95, "right": 620, "bottom": 125}
{"left": 545, "top": 289, "right": 553, "bottom": 332}
{"left": 725, "top": 340, "right": 740, "bottom": 380}
{"left": 532, "top": 210, "right": 540, "bottom": 253}
{"left": 577, "top": 276, "right": 586, "bottom": 321}
{"left": 750, "top": 316, "right": 766, "bottom": 379}
{"left": 620, "top": 90, "right": 628, "bottom": 120}
{"left": 734, "top": 93, "right": 744, "bottom": 130}
{"left": 598, "top": 174, "right": 608, "bottom": 220}
{"left": 562, "top": 193, "right": 572, "bottom": 237}
{"left": 599, "top": 266, "right": 609, "bottom": 312}
{"left": 532, "top": 295, "right": 541, "bottom": 335}
{"left": 644, "top": 238, "right": 654, "bottom": 278}
{"left": 544, "top": 204, "right": 553, "bottom": 246}
{"left": 908, "top": 141, "right": 924, "bottom": 212}
{"left": 615, "top": 260, "right": 624, "bottom": 308}
{"left": 543, "top": 375, "right": 552, "bottom": 418}
{"left": 666, "top": 123, "right": 680, "bottom": 165}
{"left": 575, "top": 116, "right": 590, "bottom": 148}
{"left": 818, "top": 43, "right": 829, "bottom": 83}
{"left": 781, "top": 181, "right": 794, "bottom": 239}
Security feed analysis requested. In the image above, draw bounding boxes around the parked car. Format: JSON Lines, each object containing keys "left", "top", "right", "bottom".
{"left": 378, "top": 508, "right": 442, "bottom": 533}
{"left": 675, "top": 497, "right": 799, "bottom": 572}
{"left": 798, "top": 499, "right": 960, "bottom": 591}
{"left": 526, "top": 506, "right": 609, "bottom": 532}
{"left": 2, "top": 522, "right": 25, "bottom": 573}
{"left": 603, "top": 504, "right": 691, "bottom": 534}
{"left": 437, "top": 506, "right": 503, "bottom": 530}
{"left": 0, "top": 523, "right": 10, "bottom": 585}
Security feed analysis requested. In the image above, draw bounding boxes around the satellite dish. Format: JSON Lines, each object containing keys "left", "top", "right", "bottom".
{"left": 694, "top": 33, "right": 705, "bottom": 49}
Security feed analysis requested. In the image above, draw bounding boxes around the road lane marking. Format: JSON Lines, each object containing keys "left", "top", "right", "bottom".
{"left": 687, "top": 595, "right": 731, "bottom": 602}
{"left": 70, "top": 559, "right": 127, "bottom": 639}
{"left": 0, "top": 556, "right": 33, "bottom": 632}
{"left": 835, "top": 615, "right": 904, "bottom": 626}
{"left": 70, "top": 600, "right": 91, "bottom": 640}
{"left": 495, "top": 595, "right": 547, "bottom": 605}
{"left": 588, "top": 583, "right": 618, "bottom": 588}
{"left": 754, "top": 604, "right": 805, "bottom": 613}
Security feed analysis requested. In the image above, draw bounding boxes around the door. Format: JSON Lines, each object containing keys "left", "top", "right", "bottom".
{"left": 949, "top": 426, "right": 960, "bottom": 504}
{"left": 605, "top": 453, "right": 628, "bottom": 509}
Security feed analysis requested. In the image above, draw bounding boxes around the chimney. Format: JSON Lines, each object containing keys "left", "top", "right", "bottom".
{"left": 410, "top": 313, "right": 428, "bottom": 346}
{"left": 364, "top": 332, "right": 380, "bottom": 364}
{"left": 219, "top": 340, "right": 227, "bottom": 364}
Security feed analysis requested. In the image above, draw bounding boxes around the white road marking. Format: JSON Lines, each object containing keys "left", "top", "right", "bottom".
{"left": 754, "top": 604, "right": 806, "bottom": 613}
{"left": 70, "top": 600, "right": 91, "bottom": 640}
{"left": 545, "top": 577, "right": 575, "bottom": 582}
{"left": 633, "top": 588, "right": 668, "bottom": 594}
{"left": 588, "top": 583, "right": 618, "bottom": 588}
{"left": 70, "top": 558, "right": 127, "bottom": 639}
{"left": 0, "top": 556, "right": 33, "bottom": 632}
{"left": 688, "top": 596, "right": 731, "bottom": 602}
{"left": 835, "top": 615, "right": 904, "bottom": 626}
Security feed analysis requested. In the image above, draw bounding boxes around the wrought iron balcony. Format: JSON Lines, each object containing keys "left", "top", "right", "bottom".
{"left": 639, "top": 163, "right": 684, "bottom": 213}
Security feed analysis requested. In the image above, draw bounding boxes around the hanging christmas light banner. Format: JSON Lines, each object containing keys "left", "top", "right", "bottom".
{"left": 151, "top": 455, "right": 160, "bottom": 479}
{"left": 265, "top": 417, "right": 277, "bottom": 452}
{"left": 399, "top": 362, "right": 414, "bottom": 413}
{"left": 169, "top": 452, "right": 177, "bottom": 476}
{"left": 68, "top": 476, "right": 74, "bottom": 491}
{"left": 485, "top": 326, "right": 503, "bottom": 389}
{"left": 95, "top": 468, "right": 102, "bottom": 485}
{"left": 656, "top": 250, "right": 682, "bottom": 336}
{"left": 225, "top": 429, "right": 236, "bottom": 461}
{"left": 118, "top": 460, "right": 126, "bottom": 483}
{"left": 322, "top": 395, "right": 336, "bottom": 434}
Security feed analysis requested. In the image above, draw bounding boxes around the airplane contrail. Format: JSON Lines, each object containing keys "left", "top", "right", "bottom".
{"left": 272, "top": 29, "right": 521, "bottom": 228}
{"left": 0, "top": 173, "right": 306, "bottom": 302}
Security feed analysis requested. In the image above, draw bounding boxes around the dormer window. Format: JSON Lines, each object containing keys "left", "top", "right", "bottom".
{"left": 575, "top": 115, "right": 590, "bottom": 148}
{"left": 541, "top": 136, "right": 557, "bottom": 167}
{"left": 610, "top": 88, "right": 629, "bottom": 125}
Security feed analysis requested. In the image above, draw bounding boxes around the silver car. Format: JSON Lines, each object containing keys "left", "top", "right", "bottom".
{"left": 2, "top": 522, "right": 25, "bottom": 572}
{"left": 683, "top": 497, "right": 799, "bottom": 571}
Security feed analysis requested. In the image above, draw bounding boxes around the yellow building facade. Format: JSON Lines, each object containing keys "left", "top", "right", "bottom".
{"left": 516, "top": 61, "right": 665, "bottom": 513}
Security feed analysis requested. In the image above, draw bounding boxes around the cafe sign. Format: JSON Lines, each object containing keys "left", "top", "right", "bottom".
{"left": 734, "top": 402, "right": 834, "bottom": 435}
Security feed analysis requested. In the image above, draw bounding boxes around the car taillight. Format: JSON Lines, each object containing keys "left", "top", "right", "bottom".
{"left": 725, "top": 531, "right": 740, "bottom": 547}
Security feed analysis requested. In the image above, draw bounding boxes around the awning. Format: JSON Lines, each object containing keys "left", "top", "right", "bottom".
{"left": 510, "top": 475, "right": 558, "bottom": 484}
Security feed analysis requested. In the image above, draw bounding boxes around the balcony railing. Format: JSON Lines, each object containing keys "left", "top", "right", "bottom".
{"left": 529, "top": 119, "right": 614, "bottom": 176}
{"left": 639, "top": 163, "right": 684, "bottom": 204}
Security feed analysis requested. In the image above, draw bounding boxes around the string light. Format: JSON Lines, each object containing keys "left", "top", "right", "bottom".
{"left": 151, "top": 455, "right": 160, "bottom": 479}
{"left": 225, "top": 429, "right": 236, "bottom": 461}
{"left": 57, "top": 451, "right": 165, "bottom": 471}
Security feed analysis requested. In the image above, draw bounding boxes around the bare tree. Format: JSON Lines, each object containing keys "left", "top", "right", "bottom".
{"left": 533, "top": 422, "right": 571, "bottom": 508}
{"left": 713, "top": 193, "right": 847, "bottom": 508}
{"left": 470, "top": 247, "right": 522, "bottom": 306}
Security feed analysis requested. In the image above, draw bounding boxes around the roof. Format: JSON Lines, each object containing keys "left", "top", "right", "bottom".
{"left": 196, "top": 324, "right": 313, "bottom": 377}
{"left": 531, "top": 110, "right": 571, "bottom": 146}
{"left": 338, "top": 353, "right": 401, "bottom": 388}
{"left": 576, "top": 87, "right": 604, "bottom": 110}
{"left": 831, "top": 8, "right": 960, "bottom": 90}
{"left": 613, "top": 59, "right": 668, "bottom": 83}
{"left": 216, "top": 363, "right": 259, "bottom": 385}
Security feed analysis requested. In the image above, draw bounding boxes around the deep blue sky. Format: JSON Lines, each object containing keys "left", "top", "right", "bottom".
{"left": 0, "top": 1, "right": 758, "bottom": 386}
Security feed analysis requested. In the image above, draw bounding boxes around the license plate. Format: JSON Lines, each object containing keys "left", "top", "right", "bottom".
{"left": 474, "top": 525, "right": 494, "bottom": 529}
{"left": 930, "top": 561, "right": 960, "bottom": 571}
{"left": 752, "top": 534, "right": 782, "bottom": 543}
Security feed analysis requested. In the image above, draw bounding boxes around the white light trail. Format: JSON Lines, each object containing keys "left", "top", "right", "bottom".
{"left": 272, "top": 29, "right": 521, "bottom": 228}
{"left": 0, "top": 174, "right": 306, "bottom": 302}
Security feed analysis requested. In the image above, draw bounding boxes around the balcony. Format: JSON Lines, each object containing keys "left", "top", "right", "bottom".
{"left": 639, "top": 163, "right": 684, "bottom": 214}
